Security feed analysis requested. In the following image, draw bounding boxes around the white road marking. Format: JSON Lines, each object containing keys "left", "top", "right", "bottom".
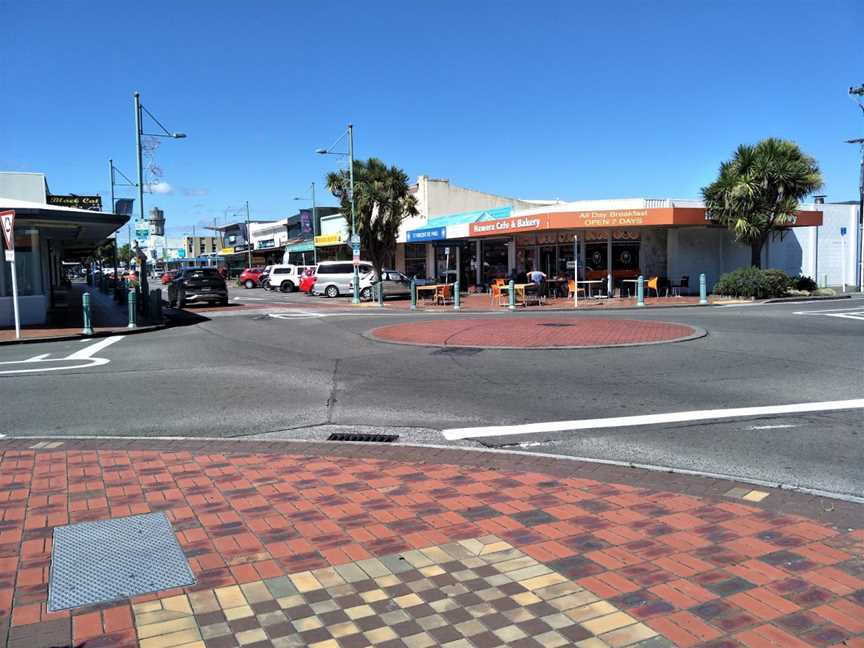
{"left": 748, "top": 424, "right": 797, "bottom": 430}
{"left": 26, "top": 353, "right": 50, "bottom": 361}
{"left": 826, "top": 311, "right": 864, "bottom": 321}
{"left": 794, "top": 306, "right": 864, "bottom": 314}
{"left": 66, "top": 336, "right": 124, "bottom": 359}
{"left": 442, "top": 398, "right": 864, "bottom": 440}
{"left": 0, "top": 336, "right": 125, "bottom": 375}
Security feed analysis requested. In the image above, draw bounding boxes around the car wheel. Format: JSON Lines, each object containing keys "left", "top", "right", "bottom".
{"left": 244, "top": 279, "right": 255, "bottom": 289}
{"left": 219, "top": 298, "right": 229, "bottom": 306}
{"left": 262, "top": 280, "right": 270, "bottom": 291}
{"left": 325, "top": 285, "right": 339, "bottom": 298}
{"left": 280, "top": 281, "right": 294, "bottom": 293}
{"left": 360, "top": 287, "right": 371, "bottom": 301}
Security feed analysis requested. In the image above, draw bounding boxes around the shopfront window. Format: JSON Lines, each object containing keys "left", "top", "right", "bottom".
{"left": 481, "top": 240, "right": 508, "bottom": 285}
{"left": 404, "top": 243, "right": 426, "bottom": 279}
{"left": 1, "top": 228, "right": 42, "bottom": 297}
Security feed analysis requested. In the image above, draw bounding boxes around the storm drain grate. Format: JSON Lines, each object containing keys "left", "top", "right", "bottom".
{"left": 538, "top": 323, "right": 575, "bottom": 327}
{"left": 327, "top": 432, "right": 399, "bottom": 443}
{"left": 48, "top": 512, "right": 195, "bottom": 611}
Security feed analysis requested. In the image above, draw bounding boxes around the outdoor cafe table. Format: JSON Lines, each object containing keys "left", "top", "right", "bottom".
{"left": 620, "top": 278, "right": 640, "bottom": 297}
{"left": 416, "top": 284, "right": 443, "bottom": 302}
{"left": 499, "top": 283, "right": 540, "bottom": 306}
{"left": 575, "top": 279, "right": 603, "bottom": 298}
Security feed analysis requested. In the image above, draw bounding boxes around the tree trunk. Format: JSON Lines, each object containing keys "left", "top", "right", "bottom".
{"left": 750, "top": 240, "right": 763, "bottom": 268}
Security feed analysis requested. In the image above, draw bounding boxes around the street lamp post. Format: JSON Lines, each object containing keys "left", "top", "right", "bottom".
{"left": 293, "top": 182, "right": 318, "bottom": 265}
{"left": 317, "top": 124, "right": 360, "bottom": 304}
{"left": 133, "top": 91, "right": 186, "bottom": 293}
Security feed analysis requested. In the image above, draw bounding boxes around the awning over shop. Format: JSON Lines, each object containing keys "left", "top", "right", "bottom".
{"left": 0, "top": 197, "right": 128, "bottom": 257}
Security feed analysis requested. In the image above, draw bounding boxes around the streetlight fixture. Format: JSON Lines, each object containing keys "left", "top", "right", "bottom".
{"left": 293, "top": 182, "right": 318, "bottom": 265}
{"left": 133, "top": 91, "right": 186, "bottom": 293}
{"left": 316, "top": 124, "right": 359, "bottom": 304}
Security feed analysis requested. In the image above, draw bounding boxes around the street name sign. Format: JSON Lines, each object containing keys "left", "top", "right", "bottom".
{"left": 0, "top": 210, "right": 21, "bottom": 338}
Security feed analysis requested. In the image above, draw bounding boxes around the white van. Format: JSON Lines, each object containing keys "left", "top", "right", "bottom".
{"left": 312, "top": 261, "right": 373, "bottom": 297}
{"left": 263, "top": 264, "right": 312, "bottom": 292}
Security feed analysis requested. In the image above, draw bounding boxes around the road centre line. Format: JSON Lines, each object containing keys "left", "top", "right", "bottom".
{"left": 442, "top": 398, "right": 864, "bottom": 440}
{"left": 66, "top": 336, "right": 125, "bottom": 360}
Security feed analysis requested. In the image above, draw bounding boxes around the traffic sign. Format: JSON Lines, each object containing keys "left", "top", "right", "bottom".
{"left": 0, "top": 210, "right": 14, "bottom": 251}
{"left": 350, "top": 233, "right": 360, "bottom": 245}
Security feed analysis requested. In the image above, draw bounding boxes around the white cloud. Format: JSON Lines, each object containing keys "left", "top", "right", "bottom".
{"left": 149, "top": 181, "right": 174, "bottom": 195}
{"left": 183, "top": 187, "right": 209, "bottom": 197}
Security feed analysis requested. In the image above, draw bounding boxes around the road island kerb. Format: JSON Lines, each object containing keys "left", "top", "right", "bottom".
{"left": 366, "top": 317, "right": 708, "bottom": 350}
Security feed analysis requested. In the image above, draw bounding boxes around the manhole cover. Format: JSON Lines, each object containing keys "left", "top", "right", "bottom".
{"left": 538, "top": 323, "right": 574, "bottom": 327}
{"left": 48, "top": 512, "right": 195, "bottom": 611}
{"left": 327, "top": 432, "right": 399, "bottom": 442}
{"left": 432, "top": 347, "right": 484, "bottom": 356}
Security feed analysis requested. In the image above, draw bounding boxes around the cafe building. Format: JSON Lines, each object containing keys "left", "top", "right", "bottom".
{"left": 402, "top": 198, "right": 826, "bottom": 294}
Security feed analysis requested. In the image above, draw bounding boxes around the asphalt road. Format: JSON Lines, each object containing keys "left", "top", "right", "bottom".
{"left": 1, "top": 288, "right": 862, "bottom": 500}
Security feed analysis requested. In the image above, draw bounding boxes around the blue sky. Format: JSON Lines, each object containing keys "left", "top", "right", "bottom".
{"left": 2, "top": 1, "right": 862, "bottom": 236}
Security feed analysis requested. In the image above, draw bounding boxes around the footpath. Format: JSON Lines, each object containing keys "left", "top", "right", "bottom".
{"left": 0, "top": 438, "right": 861, "bottom": 648}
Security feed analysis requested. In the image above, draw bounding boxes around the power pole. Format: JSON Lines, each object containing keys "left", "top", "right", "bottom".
{"left": 848, "top": 83, "right": 864, "bottom": 290}
{"left": 245, "top": 201, "right": 252, "bottom": 269}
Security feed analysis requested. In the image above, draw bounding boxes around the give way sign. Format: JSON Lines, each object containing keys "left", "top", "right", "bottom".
{"left": 0, "top": 210, "right": 14, "bottom": 252}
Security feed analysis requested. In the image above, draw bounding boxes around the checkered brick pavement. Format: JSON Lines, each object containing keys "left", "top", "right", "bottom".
{"left": 0, "top": 439, "right": 861, "bottom": 648}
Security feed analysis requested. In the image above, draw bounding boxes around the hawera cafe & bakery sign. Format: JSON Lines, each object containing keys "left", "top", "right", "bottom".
{"left": 468, "top": 209, "right": 660, "bottom": 237}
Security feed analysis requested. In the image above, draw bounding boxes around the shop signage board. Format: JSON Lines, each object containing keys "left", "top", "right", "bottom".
{"left": 407, "top": 226, "right": 446, "bottom": 242}
{"left": 47, "top": 194, "right": 102, "bottom": 211}
{"left": 314, "top": 232, "right": 345, "bottom": 246}
{"left": 0, "top": 210, "right": 20, "bottom": 338}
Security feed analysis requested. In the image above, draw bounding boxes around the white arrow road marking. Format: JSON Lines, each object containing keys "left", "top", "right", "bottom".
{"left": 442, "top": 399, "right": 864, "bottom": 440}
{"left": 0, "top": 336, "right": 124, "bottom": 375}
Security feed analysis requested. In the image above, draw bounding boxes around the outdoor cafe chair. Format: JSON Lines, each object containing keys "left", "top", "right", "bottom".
{"left": 667, "top": 275, "right": 689, "bottom": 297}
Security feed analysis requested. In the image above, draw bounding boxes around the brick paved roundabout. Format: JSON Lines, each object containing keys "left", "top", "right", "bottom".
{"left": 0, "top": 439, "right": 861, "bottom": 648}
{"left": 368, "top": 318, "right": 705, "bottom": 349}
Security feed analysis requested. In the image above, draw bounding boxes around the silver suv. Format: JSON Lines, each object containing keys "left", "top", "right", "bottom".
{"left": 312, "top": 261, "right": 373, "bottom": 297}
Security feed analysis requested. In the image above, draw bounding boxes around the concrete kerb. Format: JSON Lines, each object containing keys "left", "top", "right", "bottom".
{"left": 364, "top": 320, "right": 708, "bottom": 351}
{"left": 0, "top": 322, "right": 167, "bottom": 346}
{"left": 764, "top": 294, "right": 853, "bottom": 304}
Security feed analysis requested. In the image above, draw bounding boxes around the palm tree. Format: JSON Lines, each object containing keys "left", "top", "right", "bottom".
{"left": 326, "top": 158, "right": 418, "bottom": 282}
{"left": 702, "top": 138, "right": 823, "bottom": 268}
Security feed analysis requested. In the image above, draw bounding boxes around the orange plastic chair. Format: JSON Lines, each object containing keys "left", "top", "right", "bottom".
{"left": 647, "top": 276, "right": 659, "bottom": 298}
{"left": 437, "top": 284, "right": 452, "bottom": 305}
{"left": 568, "top": 280, "right": 585, "bottom": 298}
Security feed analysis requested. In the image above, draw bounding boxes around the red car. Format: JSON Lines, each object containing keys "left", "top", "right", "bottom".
{"left": 299, "top": 268, "right": 316, "bottom": 293}
{"left": 239, "top": 267, "right": 265, "bottom": 289}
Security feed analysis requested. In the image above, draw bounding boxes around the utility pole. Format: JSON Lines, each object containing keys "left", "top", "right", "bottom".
{"left": 312, "top": 182, "right": 318, "bottom": 265}
{"left": 848, "top": 83, "right": 864, "bottom": 290}
{"left": 245, "top": 201, "right": 252, "bottom": 269}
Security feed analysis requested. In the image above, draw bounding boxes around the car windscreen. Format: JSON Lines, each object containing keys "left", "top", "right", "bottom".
{"left": 185, "top": 269, "right": 221, "bottom": 279}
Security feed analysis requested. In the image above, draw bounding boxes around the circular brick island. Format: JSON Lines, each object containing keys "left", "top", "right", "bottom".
{"left": 369, "top": 317, "right": 705, "bottom": 349}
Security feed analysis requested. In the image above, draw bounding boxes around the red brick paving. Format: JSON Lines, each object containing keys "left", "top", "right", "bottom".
{"left": 0, "top": 440, "right": 860, "bottom": 647}
{"left": 371, "top": 316, "right": 701, "bottom": 348}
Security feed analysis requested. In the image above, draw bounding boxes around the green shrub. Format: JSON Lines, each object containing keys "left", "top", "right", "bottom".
{"left": 792, "top": 275, "right": 817, "bottom": 291}
{"left": 713, "top": 267, "right": 792, "bottom": 298}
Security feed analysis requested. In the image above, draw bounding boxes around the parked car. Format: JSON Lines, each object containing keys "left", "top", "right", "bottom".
{"left": 311, "top": 261, "right": 373, "bottom": 297}
{"left": 264, "top": 264, "right": 313, "bottom": 292}
{"left": 359, "top": 270, "right": 412, "bottom": 301}
{"left": 168, "top": 268, "right": 229, "bottom": 308}
{"left": 298, "top": 267, "right": 316, "bottom": 293}
{"left": 239, "top": 267, "right": 265, "bottom": 289}
{"left": 161, "top": 270, "right": 178, "bottom": 285}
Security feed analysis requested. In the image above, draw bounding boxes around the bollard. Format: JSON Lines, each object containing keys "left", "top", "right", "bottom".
{"left": 508, "top": 279, "right": 516, "bottom": 311}
{"left": 823, "top": 273, "right": 828, "bottom": 289}
{"left": 636, "top": 275, "right": 645, "bottom": 307}
{"left": 699, "top": 273, "right": 708, "bottom": 304}
{"left": 127, "top": 289, "right": 138, "bottom": 329}
{"left": 410, "top": 278, "right": 417, "bottom": 310}
{"left": 150, "top": 289, "right": 162, "bottom": 323}
{"left": 82, "top": 292, "right": 94, "bottom": 335}
{"left": 454, "top": 280, "right": 461, "bottom": 311}
{"left": 377, "top": 279, "right": 384, "bottom": 308}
